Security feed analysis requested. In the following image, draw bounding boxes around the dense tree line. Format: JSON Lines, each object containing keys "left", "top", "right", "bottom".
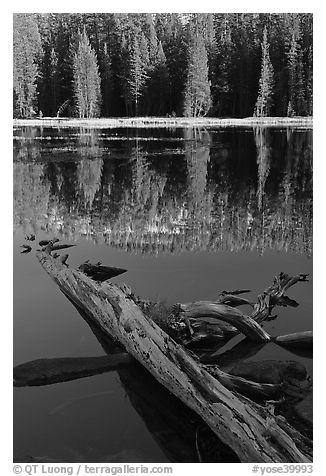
{"left": 13, "top": 13, "right": 313, "bottom": 118}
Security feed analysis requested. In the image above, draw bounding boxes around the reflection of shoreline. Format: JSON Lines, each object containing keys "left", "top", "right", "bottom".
{"left": 13, "top": 128, "right": 312, "bottom": 257}
{"left": 13, "top": 117, "right": 313, "bottom": 129}
{"left": 13, "top": 202, "right": 312, "bottom": 257}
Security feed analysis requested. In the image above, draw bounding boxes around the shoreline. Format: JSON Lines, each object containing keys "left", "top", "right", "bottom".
{"left": 13, "top": 116, "right": 313, "bottom": 129}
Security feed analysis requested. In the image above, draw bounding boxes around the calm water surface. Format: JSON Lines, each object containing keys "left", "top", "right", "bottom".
{"left": 13, "top": 126, "right": 312, "bottom": 462}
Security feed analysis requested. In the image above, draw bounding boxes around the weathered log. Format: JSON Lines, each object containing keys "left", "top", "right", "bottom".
{"left": 13, "top": 354, "right": 133, "bottom": 387}
{"left": 36, "top": 251, "right": 312, "bottom": 463}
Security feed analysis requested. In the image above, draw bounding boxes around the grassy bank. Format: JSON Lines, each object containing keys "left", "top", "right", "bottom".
{"left": 13, "top": 116, "right": 313, "bottom": 129}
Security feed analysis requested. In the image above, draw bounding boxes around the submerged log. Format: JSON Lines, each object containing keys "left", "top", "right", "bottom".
{"left": 37, "top": 251, "right": 312, "bottom": 463}
{"left": 293, "top": 389, "right": 313, "bottom": 426}
{"left": 226, "top": 360, "right": 307, "bottom": 385}
{"left": 274, "top": 331, "right": 313, "bottom": 349}
{"left": 13, "top": 354, "right": 133, "bottom": 387}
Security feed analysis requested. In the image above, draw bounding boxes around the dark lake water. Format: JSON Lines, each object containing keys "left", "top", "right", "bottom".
{"left": 13, "top": 126, "right": 312, "bottom": 463}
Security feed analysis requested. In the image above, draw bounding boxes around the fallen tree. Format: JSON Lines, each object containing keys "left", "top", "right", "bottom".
{"left": 36, "top": 251, "right": 312, "bottom": 462}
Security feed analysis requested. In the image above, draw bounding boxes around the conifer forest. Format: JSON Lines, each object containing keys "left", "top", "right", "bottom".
{"left": 13, "top": 13, "right": 313, "bottom": 119}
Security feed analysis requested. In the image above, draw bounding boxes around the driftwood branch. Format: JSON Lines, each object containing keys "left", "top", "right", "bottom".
{"left": 251, "top": 272, "right": 309, "bottom": 322}
{"left": 178, "top": 301, "right": 271, "bottom": 342}
{"left": 176, "top": 273, "right": 311, "bottom": 348}
{"left": 36, "top": 251, "right": 312, "bottom": 463}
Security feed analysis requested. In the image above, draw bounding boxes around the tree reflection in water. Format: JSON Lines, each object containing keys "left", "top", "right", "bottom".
{"left": 13, "top": 126, "right": 312, "bottom": 257}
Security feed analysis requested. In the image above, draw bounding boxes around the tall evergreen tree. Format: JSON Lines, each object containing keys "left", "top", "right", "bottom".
{"left": 212, "top": 14, "right": 234, "bottom": 115}
{"left": 146, "top": 41, "right": 170, "bottom": 116}
{"left": 143, "top": 14, "right": 158, "bottom": 63}
{"left": 73, "top": 29, "right": 102, "bottom": 118}
{"left": 254, "top": 27, "right": 274, "bottom": 117}
{"left": 156, "top": 13, "right": 187, "bottom": 115}
{"left": 184, "top": 33, "right": 211, "bottom": 117}
{"left": 100, "top": 42, "right": 113, "bottom": 117}
{"left": 53, "top": 14, "right": 75, "bottom": 115}
{"left": 127, "top": 37, "right": 149, "bottom": 116}
{"left": 13, "top": 14, "right": 42, "bottom": 117}
{"left": 287, "top": 29, "right": 306, "bottom": 116}
{"left": 48, "top": 48, "right": 58, "bottom": 115}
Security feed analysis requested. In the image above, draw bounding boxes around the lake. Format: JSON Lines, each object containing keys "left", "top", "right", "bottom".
{"left": 13, "top": 125, "right": 312, "bottom": 463}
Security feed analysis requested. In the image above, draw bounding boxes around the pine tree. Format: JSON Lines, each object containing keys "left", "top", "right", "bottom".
{"left": 13, "top": 14, "right": 42, "bottom": 118}
{"left": 287, "top": 29, "right": 307, "bottom": 116}
{"left": 49, "top": 48, "right": 58, "bottom": 115}
{"left": 254, "top": 27, "right": 274, "bottom": 117}
{"left": 183, "top": 33, "right": 211, "bottom": 117}
{"left": 155, "top": 13, "right": 187, "bottom": 115}
{"left": 146, "top": 41, "right": 170, "bottom": 115}
{"left": 144, "top": 14, "right": 158, "bottom": 63}
{"left": 139, "top": 32, "right": 150, "bottom": 69}
{"left": 73, "top": 29, "right": 102, "bottom": 118}
{"left": 100, "top": 42, "right": 113, "bottom": 117}
{"left": 54, "top": 14, "right": 75, "bottom": 115}
{"left": 127, "top": 37, "right": 149, "bottom": 116}
{"left": 213, "top": 14, "right": 234, "bottom": 116}
{"left": 155, "top": 42, "right": 170, "bottom": 115}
